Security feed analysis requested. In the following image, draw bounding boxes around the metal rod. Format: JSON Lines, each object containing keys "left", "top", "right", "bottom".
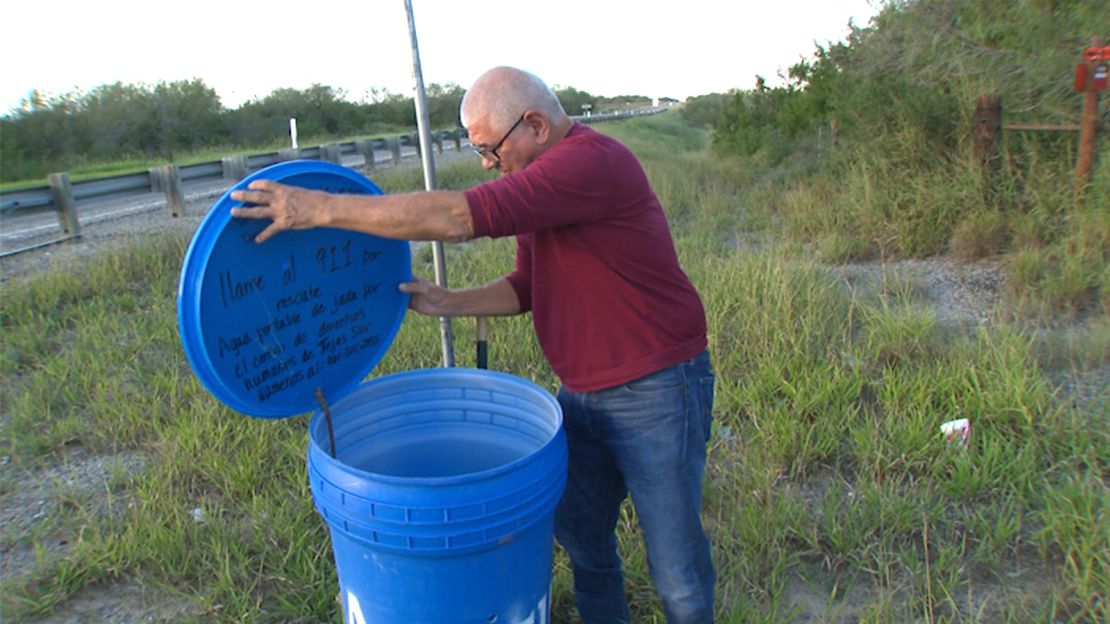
{"left": 315, "top": 388, "right": 337, "bottom": 459}
{"left": 404, "top": 0, "right": 455, "bottom": 368}
{"left": 476, "top": 317, "right": 488, "bottom": 370}
{"left": 1002, "top": 123, "right": 1081, "bottom": 132}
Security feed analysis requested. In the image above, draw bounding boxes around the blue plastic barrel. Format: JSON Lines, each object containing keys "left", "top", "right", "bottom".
{"left": 307, "top": 368, "right": 567, "bottom": 623}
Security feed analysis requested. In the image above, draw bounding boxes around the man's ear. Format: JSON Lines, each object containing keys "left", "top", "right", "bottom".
{"left": 523, "top": 110, "right": 551, "bottom": 145}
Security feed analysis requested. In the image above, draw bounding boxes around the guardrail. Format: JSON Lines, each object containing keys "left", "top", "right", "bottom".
{"left": 0, "top": 107, "right": 667, "bottom": 255}
{"left": 0, "top": 131, "right": 456, "bottom": 216}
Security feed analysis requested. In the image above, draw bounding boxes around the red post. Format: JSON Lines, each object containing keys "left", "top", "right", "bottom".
{"left": 1076, "top": 37, "right": 1105, "bottom": 187}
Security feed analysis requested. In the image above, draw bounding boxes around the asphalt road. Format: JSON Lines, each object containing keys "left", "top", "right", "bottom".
{"left": 0, "top": 142, "right": 464, "bottom": 255}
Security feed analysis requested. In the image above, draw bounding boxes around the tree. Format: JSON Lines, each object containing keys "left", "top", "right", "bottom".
{"left": 554, "top": 86, "right": 597, "bottom": 117}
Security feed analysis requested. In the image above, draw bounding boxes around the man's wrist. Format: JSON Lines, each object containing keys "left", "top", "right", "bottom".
{"left": 313, "top": 190, "right": 337, "bottom": 228}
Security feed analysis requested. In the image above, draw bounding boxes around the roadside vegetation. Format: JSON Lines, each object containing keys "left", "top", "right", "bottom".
{"left": 1, "top": 0, "right": 1107, "bottom": 622}
{"left": 0, "top": 80, "right": 653, "bottom": 187}
{"left": 682, "top": 0, "right": 1109, "bottom": 316}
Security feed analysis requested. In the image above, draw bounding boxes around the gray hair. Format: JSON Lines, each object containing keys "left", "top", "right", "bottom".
{"left": 460, "top": 66, "right": 568, "bottom": 131}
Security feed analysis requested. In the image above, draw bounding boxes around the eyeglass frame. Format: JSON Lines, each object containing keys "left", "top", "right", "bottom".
{"left": 472, "top": 112, "right": 526, "bottom": 163}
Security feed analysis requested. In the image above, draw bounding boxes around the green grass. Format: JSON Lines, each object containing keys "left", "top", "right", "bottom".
{"left": 1, "top": 112, "right": 1107, "bottom": 623}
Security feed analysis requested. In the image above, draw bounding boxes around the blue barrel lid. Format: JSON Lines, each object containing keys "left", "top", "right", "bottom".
{"left": 177, "top": 160, "right": 411, "bottom": 418}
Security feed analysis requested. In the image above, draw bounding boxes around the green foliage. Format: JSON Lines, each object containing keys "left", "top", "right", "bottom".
{"left": 1, "top": 80, "right": 225, "bottom": 181}
{"left": 554, "top": 86, "right": 597, "bottom": 117}
{"left": 949, "top": 209, "right": 1010, "bottom": 261}
{"left": 0, "top": 81, "right": 466, "bottom": 184}
{"left": 679, "top": 92, "right": 730, "bottom": 128}
{"left": 713, "top": 80, "right": 794, "bottom": 161}
{"left": 554, "top": 88, "right": 655, "bottom": 115}
{"left": 708, "top": 0, "right": 1109, "bottom": 312}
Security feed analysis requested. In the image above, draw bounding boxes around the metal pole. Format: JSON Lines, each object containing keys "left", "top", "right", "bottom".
{"left": 476, "top": 317, "right": 488, "bottom": 370}
{"left": 404, "top": 0, "right": 455, "bottom": 367}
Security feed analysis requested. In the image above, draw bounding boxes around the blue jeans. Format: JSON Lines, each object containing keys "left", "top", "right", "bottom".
{"left": 554, "top": 350, "right": 716, "bottom": 624}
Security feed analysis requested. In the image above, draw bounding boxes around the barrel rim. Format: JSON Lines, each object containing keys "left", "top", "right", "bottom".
{"left": 307, "top": 367, "right": 564, "bottom": 487}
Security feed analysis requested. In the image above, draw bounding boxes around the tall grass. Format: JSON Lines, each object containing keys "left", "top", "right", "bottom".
{"left": 1, "top": 113, "right": 1106, "bottom": 623}
{"left": 706, "top": 0, "right": 1110, "bottom": 313}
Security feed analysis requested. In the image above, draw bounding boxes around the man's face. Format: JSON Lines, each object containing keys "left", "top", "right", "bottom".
{"left": 467, "top": 113, "right": 534, "bottom": 175}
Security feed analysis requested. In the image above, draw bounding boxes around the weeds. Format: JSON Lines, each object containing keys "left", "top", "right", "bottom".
{"left": 0, "top": 113, "right": 1106, "bottom": 623}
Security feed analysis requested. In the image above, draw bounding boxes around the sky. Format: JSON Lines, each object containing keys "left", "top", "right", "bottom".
{"left": 2, "top": 0, "right": 881, "bottom": 115}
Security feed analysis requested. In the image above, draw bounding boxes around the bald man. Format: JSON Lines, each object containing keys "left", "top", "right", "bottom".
{"left": 232, "top": 66, "right": 716, "bottom": 623}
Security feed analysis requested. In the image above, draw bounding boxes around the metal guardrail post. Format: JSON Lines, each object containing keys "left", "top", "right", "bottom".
{"left": 389, "top": 137, "right": 402, "bottom": 165}
{"left": 148, "top": 167, "right": 165, "bottom": 193}
{"left": 355, "top": 139, "right": 376, "bottom": 170}
{"left": 221, "top": 156, "right": 248, "bottom": 180}
{"left": 434, "top": 131, "right": 444, "bottom": 155}
{"left": 2, "top": 112, "right": 668, "bottom": 257}
{"left": 48, "top": 172, "right": 81, "bottom": 237}
{"left": 410, "top": 133, "right": 421, "bottom": 158}
{"left": 154, "top": 165, "right": 185, "bottom": 218}
{"left": 321, "top": 144, "right": 343, "bottom": 164}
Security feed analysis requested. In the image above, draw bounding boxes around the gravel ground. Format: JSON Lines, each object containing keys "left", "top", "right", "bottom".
{"left": 828, "top": 256, "right": 1007, "bottom": 330}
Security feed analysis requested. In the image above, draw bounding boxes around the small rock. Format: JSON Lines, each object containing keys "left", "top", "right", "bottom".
{"left": 191, "top": 507, "right": 206, "bottom": 524}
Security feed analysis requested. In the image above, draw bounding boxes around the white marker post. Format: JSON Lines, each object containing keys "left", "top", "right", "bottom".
{"left": 289, "top": 117, "right": 298, "bottom": 149}
{"left": 404, "top": 0, "right": 455, "bottom": 367}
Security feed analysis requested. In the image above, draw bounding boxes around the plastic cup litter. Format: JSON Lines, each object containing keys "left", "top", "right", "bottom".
{"left": 940, "top": 418, "right": 970, "bottom": 447}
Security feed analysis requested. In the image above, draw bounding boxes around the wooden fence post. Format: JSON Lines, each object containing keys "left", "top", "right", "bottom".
{"left": 222, "top": 155, "right": 248, "bottom": 180}
{"left": 974, "top": 93, "right": 1002, "bottom": 202}
{"left": 389, "top": 137, "right": 402, "bottom": 165}
{"left": 1077, "top": 36, "right": 1104, "bottom": 187}
{"left": 154, "top": 165, "right": 185, "bottom": 218}
{"left": 410, "top": 133, "right": 421, "bottom": 158}
{"left": 355, "top": 139, "right": 376, "bottom": 170}
{"left": 48, "top": 172, "right": 81, "bottom": 238}
{"left": 434, "top": 131, "right": 444, "bottom": 155}
{"left": 453, "top": 128, "right": 462, "bottom": 152}
{"left": 278, "top": 148, "right": 300, "bottom": 162}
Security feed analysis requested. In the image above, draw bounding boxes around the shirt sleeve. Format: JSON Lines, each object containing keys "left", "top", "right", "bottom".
{"left": 464, "top": 131, "right": 617, "bottom": 238}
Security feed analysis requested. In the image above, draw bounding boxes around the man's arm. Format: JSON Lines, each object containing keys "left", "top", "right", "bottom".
{"left": 229, "top": 181, "right": 474, "bottom": 243}
{"left": 400, "top": 276, "right": 521, "bottom": 317}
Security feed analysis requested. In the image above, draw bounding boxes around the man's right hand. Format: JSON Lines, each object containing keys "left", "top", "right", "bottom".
{"left": 230, "top": 180, "right": 329, "bottom": 243}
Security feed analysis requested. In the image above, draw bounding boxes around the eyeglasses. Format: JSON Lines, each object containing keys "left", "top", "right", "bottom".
{"left": 472, "top": 113, "right": 526, "bottom": 163}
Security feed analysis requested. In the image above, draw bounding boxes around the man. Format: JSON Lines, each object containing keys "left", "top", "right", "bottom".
{"left": 231, "top": 66, "right": 716, "bottom": 623}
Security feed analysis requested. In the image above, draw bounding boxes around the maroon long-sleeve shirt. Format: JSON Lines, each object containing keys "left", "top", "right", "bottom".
{"left": 464, "top": 123, "right": 707, "bottom": 392}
